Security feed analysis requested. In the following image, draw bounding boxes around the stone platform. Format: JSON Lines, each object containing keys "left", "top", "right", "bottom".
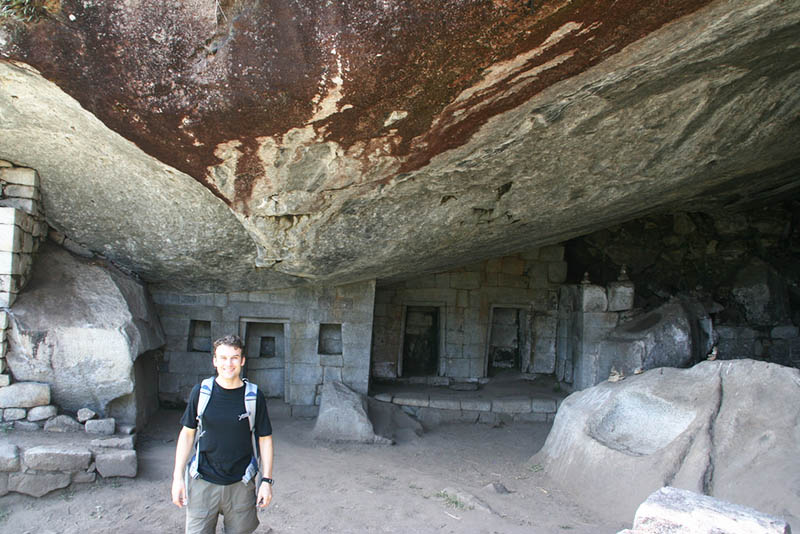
{"left": 369, "top": 373, "right": 567, "bottom": 425}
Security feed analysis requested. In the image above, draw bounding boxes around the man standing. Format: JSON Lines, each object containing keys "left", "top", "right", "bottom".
{"left": 172, "top": 334, "right": 274, "bottom": 534}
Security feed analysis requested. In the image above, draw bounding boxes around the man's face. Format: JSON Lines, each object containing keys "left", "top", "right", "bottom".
{"left": 213, "top": 344, "right": 245, "bottom": 381}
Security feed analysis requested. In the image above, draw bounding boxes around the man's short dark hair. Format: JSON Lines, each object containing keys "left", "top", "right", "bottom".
{"left": 212, "top": 334, "right": 245, "bottom": 356}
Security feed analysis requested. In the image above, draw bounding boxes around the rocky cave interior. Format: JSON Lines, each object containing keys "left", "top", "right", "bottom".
{"left": 0, "top": 0, "right": 798, "bottom": 526}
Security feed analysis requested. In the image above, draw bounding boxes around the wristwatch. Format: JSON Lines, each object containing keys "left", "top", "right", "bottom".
{"left": 260, "top": 477, "right": 274, "bottom": 486}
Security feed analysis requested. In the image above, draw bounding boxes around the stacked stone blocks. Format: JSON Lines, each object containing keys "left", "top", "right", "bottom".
{"left": 377, "top": 390, "right": 562, "bottom": 424}
{"left": 557, "top": 272, "right": 636, "bottom": 391}
{"left": 0, "top": 438, "right": 137, "bottom": 498}
{"left": 0, "top": 382, "right": 137, "bottom": 498}
{"left": 0, "top": 164, "right": 47, "bottom": 309}
{"left": 154, "top": 280, "right": 376, "bottom": 412}
{"left": 372, "top": 245, "right": 567, "bottom": 381}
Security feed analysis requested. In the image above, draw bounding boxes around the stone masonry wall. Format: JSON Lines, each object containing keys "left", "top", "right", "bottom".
{"left": 559, "top": 273, "right": 636, "bottom": 391}
{"left": 0, "top": 161, "right": 47, "bottom": 400}
{"left": 155, "top": 280, "right": 376, "bottom": 412}
{"left": 372, "top": 246, "right": 567, "bottom": 380}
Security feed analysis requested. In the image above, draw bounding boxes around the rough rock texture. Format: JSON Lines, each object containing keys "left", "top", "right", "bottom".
{"left": 43, "top": 415, "right": 82, "bottom": 433}
{"left": 94, "top": 450, "right": 137, "bottom": 478}
{"left": 0, "top": 0, "right": 797, "bottom": 291}
{"left": 598, "top": 299, "right": 712, "bottom": 378}
{"left": 618, "top": 487, "right": 792, "bottom": 534}
{"left": 7, "top": 472, "right": 71, "bottom": 498}
{"left": 6, "top": 243, "right": 164, "bottom": 422}
{"left": 0, "top": 382, "right": 49, "bottom": 408}
{"left": 23, "top": 445, "right": 92, "bottom": 472}
{"left": 532, "top": 360, "right": 800, "bottom": 524}
{"left": 312, "top": 381, "right": 390, "bottom": 444}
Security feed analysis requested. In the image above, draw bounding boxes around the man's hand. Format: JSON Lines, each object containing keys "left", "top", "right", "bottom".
{"left": 172, "top": 477, "right": 187, "bottom": 508}
{"left": 257, "top": 481, "right": 273, "bottom": 508}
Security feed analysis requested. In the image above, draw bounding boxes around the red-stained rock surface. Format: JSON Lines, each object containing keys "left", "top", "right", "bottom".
{"left": 3, "top": 0, "right": 711, "bottom": 203}
{"left": 0, "top": 0, "right": 798, "bottom": 290}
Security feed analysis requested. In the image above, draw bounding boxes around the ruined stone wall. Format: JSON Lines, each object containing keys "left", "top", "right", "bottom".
{"left": 154, "top": 280, "right": 375, "bottom": 412}
{"left": 566, "top": 202, "right": 800, "bottom": 370}
{"left": 372, "top": 246, "right": 567, "bottom": 380}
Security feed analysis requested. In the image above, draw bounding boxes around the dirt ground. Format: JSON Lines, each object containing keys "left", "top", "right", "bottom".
{"left": 0, "top": 407, "right": 627, "bottom": 534}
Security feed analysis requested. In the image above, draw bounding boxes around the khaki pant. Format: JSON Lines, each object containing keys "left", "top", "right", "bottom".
{"left": 186, "top": 477, "right": 259, "bottom": 534}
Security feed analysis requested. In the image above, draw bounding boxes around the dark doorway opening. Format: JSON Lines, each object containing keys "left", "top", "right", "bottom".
{"left": 402, "top": 306, "right": 439, "bottom": 377}
{"left": 488, "top": 307, "right": 523, "bottom": 376}
{"left": 241, "top": 321, "right": 286, "bottom": 398}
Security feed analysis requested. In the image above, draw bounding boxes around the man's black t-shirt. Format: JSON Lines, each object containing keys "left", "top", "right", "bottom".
{"left": 181, "top": 380, "right": 272, "bottom": 485}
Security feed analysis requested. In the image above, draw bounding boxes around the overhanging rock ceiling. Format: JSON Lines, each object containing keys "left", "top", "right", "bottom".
{"left": 0, "top": 0, "right": 798, "bottom": 291}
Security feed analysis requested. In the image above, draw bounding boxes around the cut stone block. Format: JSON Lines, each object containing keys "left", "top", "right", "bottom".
{"left": 95, "top": 449, "right": 137, "bottom": 478}
{"left": 581, "top": 285, "right": 608, "bottom": 312}
{"left": 630, "top": 486, "right": 791, "bottom": 534}
{"left": 608, "top": 281, "right": 635, "bottom": 312}
{"left": 91, "top": 434, "right": 136, "bottom": 450}
{"left": 85, "top": 418, "right": 115, "bottom": 435}
{"left": 460, "top": 398, "right": 491, "bottom": 412}
{"left": 8, "top": 472, "right": 71, "bottom": 497}
{"left": 24, "top": 445, "right": 92, "bottom": 472}
{"left": 0, "top": 442, "right": 19, "bottom": 471}
{"left": 4, "top": 184, "right": 38, "bottom": 199}
{"left": 0, "top": 472, "right": 6, "bottom": 497}
{"left": 27, "top": 405, "right": 57, "bottom": 421}
{"left": 0, "top": 225, "right": 23, "bottom": 252}
{"left": 0, "top": 167, "right": 39, "bottom": 187}
{"left": 492, "top": 397, "right": 532, "bottom": 414}
{"left": 0, "top": 198, "right": 37, "bottom": 216}
{"left": 77, "top": 407, "right": 97, "bottom": 422}
{"left": 44, "top": 414, "right": 83, "bottom": 432}
{"left": 0, "top": 382, "right": 50, "bottom": 408}
{"left": 3, "top": 407, "right": 26, "bottom": 421}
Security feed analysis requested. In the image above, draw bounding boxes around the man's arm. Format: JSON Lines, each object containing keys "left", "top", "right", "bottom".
{"left": 171, "top": 426, "right": 196, "bottom": 508}
{"left": 256, "top": 435, "right": 274, "bottom": 508}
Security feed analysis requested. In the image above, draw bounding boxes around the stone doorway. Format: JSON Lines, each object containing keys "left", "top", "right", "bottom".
{"left": 240, "top": 319, "right": 287, "bottom": 399}
{"left": 401, "top": 306, "right": 440, "bottom": 377}
{"left": 487, "top": 307, "right": 531, "bottom": 376}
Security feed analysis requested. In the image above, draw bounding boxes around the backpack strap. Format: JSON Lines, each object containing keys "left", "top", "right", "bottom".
{"left": 241, "top": 379, "right": 260, "bottom": 484}
{"left": 187, "top": 377, "right": 215, "bottom": 480}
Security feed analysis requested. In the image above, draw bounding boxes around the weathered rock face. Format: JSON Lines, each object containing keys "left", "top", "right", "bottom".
{"left": 312, "top": 381, "right": 390, "bottom": 444}
{"left": 532, "top": 360, "right": 800, "bottom": 525}
{"left": 6, "top": 242, "right": 164, "bottom": 422}
{"left": 0, "top": 0, "right": 797, "bottom": 291}
{"left": 598, "top": 299, "right": 713, "bottom": 378}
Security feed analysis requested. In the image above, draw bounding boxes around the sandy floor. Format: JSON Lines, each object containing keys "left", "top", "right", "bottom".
{"left": 0, "top": 408, "right": 627, "bottom": 534}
